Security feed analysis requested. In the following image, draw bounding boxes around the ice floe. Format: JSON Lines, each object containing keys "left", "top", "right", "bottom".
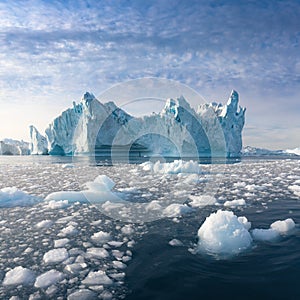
{"left": 45, "top": 175, "right": 118, "bottom": 204}
{"left": 223, "top": 199, "right": 246, "bottom": 207}
{"left": 188, "top": 195, "right": 216, "bottom": 208}
{"left": 91, "top": 231, "right": 111, "bottom": 244}
{"left": 43, "top": 248, "right": 69, "bottom": 264}
{"left": 0, "top": 187, "right": 40, "bottom": 208}
{"left": 34, "top": 269, "right": 64, "bottom": 288}
{"left": 2, "top": 266, "right": 35, "bottom": 286}
{"left": 82, "top": 270, "right": 113, "bottom": 286}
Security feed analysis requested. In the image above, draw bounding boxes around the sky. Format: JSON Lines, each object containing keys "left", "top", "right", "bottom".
{"left": 0, "top": 0, "right": 299, "bottom": 150}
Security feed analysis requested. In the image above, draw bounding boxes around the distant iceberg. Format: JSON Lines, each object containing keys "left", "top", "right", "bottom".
{"left": 0, "top": 139, "right": 30, "bottom": 155}
{"left": 30, "top": 90, "right": 246, "bottom": 158}
{"left": 286, "top": 148, "right": 300, "bottom": 156}
{"left": 242, "top": 146, "right": 300, "bottom": 157}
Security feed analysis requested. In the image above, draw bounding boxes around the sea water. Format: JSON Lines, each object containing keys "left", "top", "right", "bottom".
{"left": 0, "top": 156, "right": 300, "bottom": 299}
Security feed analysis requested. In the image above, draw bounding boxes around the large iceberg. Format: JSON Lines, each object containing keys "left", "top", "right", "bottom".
{"left": 30, "top": 90, "right": 246, "bottom": 157}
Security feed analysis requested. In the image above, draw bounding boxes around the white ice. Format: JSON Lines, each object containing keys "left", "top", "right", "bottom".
{"left": 43, "top": 248, "right": 69, "bottom": 264}
{"left": 270, "top": 218, "right": 295, "bottom": 233}
{"left": 163, "top": 203, "right": 193, "bottom": 217}
{"left": 82, "top": 270, "right": 113, "bottom": 286}
{"left": 91, "top": 231, "right": 111, "bottom": 244}
{"left": 54, "top": 238, "right": 70, "bottom": 248}
{"left": 45, "top": 175, "right": 119, "bottom": 204}
{"left": 36, "top": 219, "right": 53, "bottom": 229}
{"left": 2, "top": 266, "right": 35, "bottom": 286}
{"left": 86, "top": 247, "right": 109, "bottom": 259}
{"left": 34, "top": 269, "right": 64, "bottom": 288}
{"left": 188, "top": 195, "right": 216, "bottom": 208}
{"left": 289, "top": 185, "right": 300, "bottom": 197}
{"left": 224, "top": 199, "right": 246, "bottom": 207}
{"left": 0, "top": 187, "right": 40, "bottom": 208}
{"left": 141, "top": 160, "right": 201, "bottom": 174}
{"left": 197, "top": 210, "right": 253, "bottom": 256}
{"left": 67, "top": 289, "right": 97, "bottom": 300}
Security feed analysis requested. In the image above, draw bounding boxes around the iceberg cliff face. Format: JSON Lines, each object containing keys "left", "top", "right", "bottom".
{"left": 30, "top": 90, "right": 246, "bottom": 157}
{"left": 198, "top": 90, "right": 246, "bottom": 157}
{"left": 29, "top": 126, "right": 48, "bottom": 155}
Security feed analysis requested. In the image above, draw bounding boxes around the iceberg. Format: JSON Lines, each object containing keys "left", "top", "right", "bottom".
{"left": 0, "top": 139, "right": 30, "bottom": 155}
{"left": 29, "top": 125, "right": 48, "bottom": 155}
{"left": 197, "top": 90, "right": 246, "bottom": 157}
{"left": 30, "top": 90, "right": 246, "bottom": 157}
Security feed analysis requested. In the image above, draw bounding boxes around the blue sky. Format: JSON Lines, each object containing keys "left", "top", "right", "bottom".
{"left": 0, "top": 0, "right": 299, "bottom": 149}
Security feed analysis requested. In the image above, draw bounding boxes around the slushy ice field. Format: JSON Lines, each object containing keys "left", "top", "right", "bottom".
{"left": 0, "top": 156, "right": 300, "bottom": 299}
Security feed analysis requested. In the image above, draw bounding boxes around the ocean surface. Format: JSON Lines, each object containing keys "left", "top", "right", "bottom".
{"left": 0, "top": 156, "right": 300, "bottom": 299}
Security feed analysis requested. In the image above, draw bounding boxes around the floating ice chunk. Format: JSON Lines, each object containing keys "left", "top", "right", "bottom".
{"left": 91, "top": 230, "right": 111, "bottom": 244}
{"left": 86, "top": 247, "right": 109, "bottom": 259}
{"left": 182, "top": 174, "right": 200, "bottom": 184}
{"left": 141, "top": 160, "right": 201, "bottom": 174}
{"left": 245, "top": 184, "right": 265, "bottom": 191}
{"left": 224, "top": 199, "right": 246, "bottom": 207}
{"left": 45, "top": 191, "right": 88, "bottom": 203}
{"left": 270, "top": 218, "right": 295, "bottom": 234}
{"left": 91, "top": 219, "right": 102, "bottom": 226}
{"left": 169, "top": 239, "right": 183, "bottom": 246}
{"left": 121, "top": 224, "right": 135, "bottom": 235}
{"left": 145, "top": 200, "right": 162, "bottom": 211}
{"left": 163, "top": 203, "right": 193, "bottom": 217}
{"left": 67, "top": 289, "right": 97, "bottom": 300}
{"left": 188, "top": 195, "right": 216, "bottom": 208}
{"left": 54, "top": 238, "right": 70, "bottom": 248}
{"left": 117, "top": 187, "right": 140, "bottom": 193}
{"left": 62, "top": 164, "right": 74, "bottom": 169}
{"left": 252, "top": 228, "right": 280, "bottom": 241}
{"left": 43, "top": 248, "right": 69, "bottom": 264}
{"left": 82, "top": 270, "right": 113, "bottom": 285}
{"left": 56, "top": 216, "right": 73, "bottom": 224}
{"left": 101, "top": 201, "right": 125, "bottom": 212}
{"left": 0, "top": 187, "right": 40, "bottom": 208}
{"left": 45, "top": 175, "right": 118, "bottom": 204}
{"left": 237, "top": 216, "right": 251, "bottom": 230}
{"left": 3, "top": 266, "right": 35, "bottom": 286}
{"left": 46, "top": 199, "right": 69, "bottom": 209}
{"left": 59, "top": 225, "right": 78, "bottom": 236}
{"left": 233, "top": 182, "right": 246, "bottom": 188}
{"left": 89, "top": 175, "right": 115, "bottom": 191}
{"left": 108, "top": 241, "right": 124, "bottom": 247}
{"left": 34, "top": 269, "right": 64, "bottom": 288}
{"left": 112, "top": 250, "right": 124, "bottom": 259}
{"left": 288, "top": 185, "right": 300, "bottom": 197}
{"left": 197, "top": 210, "right": 252, "bottom": 256}
{"left": 36, "top": 220, "right": 53, "bottom": 229}
{"left": 24, "top": 247, "right": 34, "bottom": 254}
{"left": 99, "top": 291, "right": 113, "bottom": 300}
{"left": 113, "top": 260, "right": 127, "bottom": 269}
{"left": 64, "top": 263, "right": 87, "bottom": 274}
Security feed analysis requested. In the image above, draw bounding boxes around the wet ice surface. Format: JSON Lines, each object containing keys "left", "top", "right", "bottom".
{"left": 0, "top": 156, "right": 300, "bottom": 299}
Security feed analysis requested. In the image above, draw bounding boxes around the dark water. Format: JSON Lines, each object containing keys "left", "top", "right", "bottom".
{"left": 126, "top": 202, "right": 300, "bottom": 300}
